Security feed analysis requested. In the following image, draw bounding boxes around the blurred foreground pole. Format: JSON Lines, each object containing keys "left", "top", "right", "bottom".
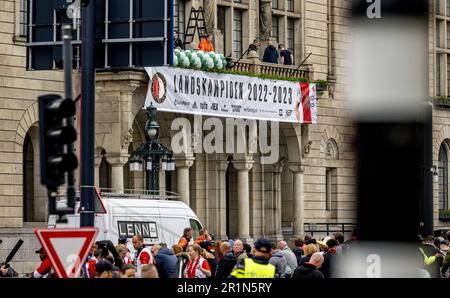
{"left": 353, "top": 0, "right": 432, "bottom": 242}
{"left": 80, "top": 0, "right": 95, "bottom": 227}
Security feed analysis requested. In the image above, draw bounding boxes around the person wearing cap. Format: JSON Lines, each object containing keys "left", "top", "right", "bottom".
{"left": 95, "top": 260, "right": 113, "bottom": 278}
{"left": 230, "top": 239, "right": 276, "bottom": 278}
{"left": 118, "top": 236, "right": 128, "bottom": 245}
{"left": 132, "top": 234, "right": 153, "bottom": 278}
{"left": 31, "top": 247, "right": 53, "bottom": 278}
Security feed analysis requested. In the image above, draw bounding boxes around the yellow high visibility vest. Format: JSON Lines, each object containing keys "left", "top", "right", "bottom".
{"left": 231, "top": 258, "right": 276, "bottom": 278}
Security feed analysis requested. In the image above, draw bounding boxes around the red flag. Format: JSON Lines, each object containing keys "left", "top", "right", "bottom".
{"left": 301, "top": 82, "right": 312, "bottom": 124}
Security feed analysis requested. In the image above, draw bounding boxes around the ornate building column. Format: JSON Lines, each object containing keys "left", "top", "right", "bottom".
{"left": 232, "top": 159, "right": 254, "bottom": 242}
{"left": 175, "top": 155, "right": 195, "bottom": 206}
{"left": 216, "top": 160, "right": 229, "bottom": 240}
{"left": 94, "top": 155, "right": 102, "bottom": 188}
{"left": 106, "top": 154, "right": 129, "bottom": 194}
{"left": 289, "top": 163, "right": 305, "bottom": 239}
{"left": 272, "top": 160, "right": 285, "bottom": 241}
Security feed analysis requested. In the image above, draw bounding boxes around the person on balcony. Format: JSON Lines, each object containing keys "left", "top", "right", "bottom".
{"left": 248, "top": 38, "right": 261, "bottom": 53}
{"left": 199, "top": 35, "right": 215, "bottom": 52}
{"left": 174, "top": 30, "right": 184, "bottom": 50}
{"left": 279, "top": 44, "right": 293, "bottom": 66}
{"left": 263, "top": 40, "right": 279, "bottom": 64}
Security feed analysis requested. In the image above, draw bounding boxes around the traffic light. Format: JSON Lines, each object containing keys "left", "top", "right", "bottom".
{"left": 38, "top": 94, "right": 78, "bottom": 189}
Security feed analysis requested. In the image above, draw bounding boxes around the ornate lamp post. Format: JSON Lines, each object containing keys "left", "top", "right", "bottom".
{"left": 129, "top": 105, "right": 175, "bottom": 192}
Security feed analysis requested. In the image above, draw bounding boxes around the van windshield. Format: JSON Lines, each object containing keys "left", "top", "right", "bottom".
{"left": 189, "top": 219, "right": 202, "bottom": 241}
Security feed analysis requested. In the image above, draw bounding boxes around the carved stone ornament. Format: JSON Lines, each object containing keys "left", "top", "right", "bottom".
{"left": 203, "top": 0, "right": 215, "bottom": 33}
{"left": 122, "top": 128, "right": 134, "bottom": 150}
{"left": 260, "top": 0, "right": 272, "bottom": 39}
{"left": 303, "top": 141, "right": 313, "bottom": 157}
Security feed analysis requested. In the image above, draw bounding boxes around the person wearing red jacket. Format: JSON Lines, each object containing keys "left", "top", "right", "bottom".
{"left": 132, "top": 234, "right": 152, "bottom": 278}
{"left": 31, "top": 247, "right": 52, "bottom": 278}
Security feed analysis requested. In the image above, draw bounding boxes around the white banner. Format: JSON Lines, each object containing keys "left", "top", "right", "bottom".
{"left": 144, "top": 67, "right": 317, "bottom": 124}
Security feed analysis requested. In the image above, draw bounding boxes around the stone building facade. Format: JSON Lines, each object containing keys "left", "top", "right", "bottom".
{"left": 0, "top": 0, "right": 449, "bottom": 274}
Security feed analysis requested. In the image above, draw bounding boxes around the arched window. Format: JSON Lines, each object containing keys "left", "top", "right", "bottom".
{"left": 438, "top": 143, "right": 448, "bottom": 211}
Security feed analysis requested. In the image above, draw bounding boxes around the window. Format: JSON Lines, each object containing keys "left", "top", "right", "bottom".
{"left": 447, "top": 22, "right": 450, "bottom": 48}
{"left": 174, "top": 0, "right": 186, "bottom": 42}
{"left": 326, "top": 168, "right": 338, "bottom": 219}
{"left": 272, "top": 16, "right": 279, "bottom": 43}
{"left": 437, "top": 54, "right": 442, "bottom": 95}
{"left": 19, "top": 0, "right": 28, "bottom": 37}
{"left": 447, "top": 54, "right": 450, "bottom": 95}
{"left": 287, "top": 18, "right": 295, "bottom": 63}
{"left": 233, "top": 10, "right": 243, "bottom": 58}
{"left": 436, "top": 21, "right": 441, "bottom": 48}
{"left": 439, "top": 144, "right": 449, "bottom": 211}
{"left": 272, "top": 0, "right": 278, "bottom": 9}
{"left": 218, "top": 6, "right": 227, "bottom": 55}
{"left": 326, "top": 168, "right": 332, "bottom": 211}
{"left": 287, "top": 0, "right": 294, "bottom": 12}
{"left": 437, "top": 0, "right": 441, "bottom": 14}
{"left": 447, "top": 0, "right": 450, "bottom": 16}
{"left": 189, "top": 219, "right": 203, "bottom": 241}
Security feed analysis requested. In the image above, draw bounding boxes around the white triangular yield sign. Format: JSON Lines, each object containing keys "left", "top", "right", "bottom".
{"left": 35, "top": 228, "right": 98, "bottom": 278}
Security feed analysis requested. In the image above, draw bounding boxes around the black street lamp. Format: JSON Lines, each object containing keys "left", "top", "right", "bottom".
{"left": 129, "top": 105, "right": 175, "bottom": 192}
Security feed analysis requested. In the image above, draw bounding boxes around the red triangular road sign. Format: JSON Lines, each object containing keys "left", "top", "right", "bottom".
{"left": 77, "top": 187, "right": 107, "bottom": 214}
{"left": 35, "top": 228, "right": 98, "bottom": 278}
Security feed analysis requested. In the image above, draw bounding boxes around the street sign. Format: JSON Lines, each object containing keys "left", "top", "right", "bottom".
{"left": 93, "top": 188, "right": 107, "bottom": 214}
{"left": 77, "top": 188, "right": 107, "bottom": 214}
{"left": 35, "top": 228, "right": 98, "bottom": 278}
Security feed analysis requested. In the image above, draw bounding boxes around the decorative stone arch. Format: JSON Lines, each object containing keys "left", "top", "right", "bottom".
{"left": 280, "top": 123, "right": 302, "bottom": 164}
{"left": 320, "top": 125, "right": 343, "bottom": 159}
{"left": 434, "top": 126, "right": 450, "bottom": 162}
{"left": 14, "top": 102, "right": 39, "bottom": 152}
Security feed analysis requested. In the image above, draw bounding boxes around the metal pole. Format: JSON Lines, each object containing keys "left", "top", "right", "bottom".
{"left": 80, "top": 0, "right": 96, "bottom": 227}
{"left": 63, "top": 24, "right": 75, "bottom": 211}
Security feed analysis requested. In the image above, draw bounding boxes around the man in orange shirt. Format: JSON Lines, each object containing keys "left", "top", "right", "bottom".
{"left": 178, "top": 227, "right": 193, "bottom": 252}
{"left": 199, "top": 35, "right": 215, "bottom": 52}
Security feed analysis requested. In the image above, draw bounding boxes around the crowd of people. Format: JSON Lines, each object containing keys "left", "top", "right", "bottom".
{"left": 5, "top": 227, "right": 446, "bottom": 279}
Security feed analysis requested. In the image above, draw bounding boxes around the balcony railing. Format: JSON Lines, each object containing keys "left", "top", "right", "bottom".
{"left": 439, "top": 209, "right": 450, "bottom": 221}
{"left": 231, "top": 55, "right": 312, "bottom": 81}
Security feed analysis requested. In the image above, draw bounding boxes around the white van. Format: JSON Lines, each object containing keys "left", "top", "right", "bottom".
{"left": 48, "top": 190, "right": 203, "bottom": 248}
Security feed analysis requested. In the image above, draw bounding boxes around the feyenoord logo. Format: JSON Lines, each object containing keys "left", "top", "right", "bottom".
{"left": 151, "top": 73, "right": 167, "bottom": 103}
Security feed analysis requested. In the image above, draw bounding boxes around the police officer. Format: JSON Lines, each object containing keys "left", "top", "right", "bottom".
{"left": 230, "top": 239, "right": 275, "bottom": 278}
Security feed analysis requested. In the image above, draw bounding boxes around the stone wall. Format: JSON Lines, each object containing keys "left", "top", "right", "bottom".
{"left": 0, "top": 0, "right": 64, "bottom": 228}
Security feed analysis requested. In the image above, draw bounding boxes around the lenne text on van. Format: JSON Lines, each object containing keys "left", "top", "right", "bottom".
{"left": 118, "top": 221, "right": 158, "bottom": 239}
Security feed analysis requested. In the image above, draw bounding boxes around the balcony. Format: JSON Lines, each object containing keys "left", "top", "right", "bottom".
{"left": 231, "top": 54, "right": 312, "bottom": 81}
{"left": 439, "top": 209, "right": 450, "bottom": 221}
{"left": 433, "top": 96, "right": 450, "bottom": 108}
{"left": 174, "top": 49, "right": 313, "bottom": 82}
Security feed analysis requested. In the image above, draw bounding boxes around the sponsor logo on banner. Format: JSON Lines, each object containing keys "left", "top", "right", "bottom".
{"left": 151, "top": 72, "right": 167, "bottom": 104}
{"left": 144, "top": 67, "right": 317, "bottom": 124}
